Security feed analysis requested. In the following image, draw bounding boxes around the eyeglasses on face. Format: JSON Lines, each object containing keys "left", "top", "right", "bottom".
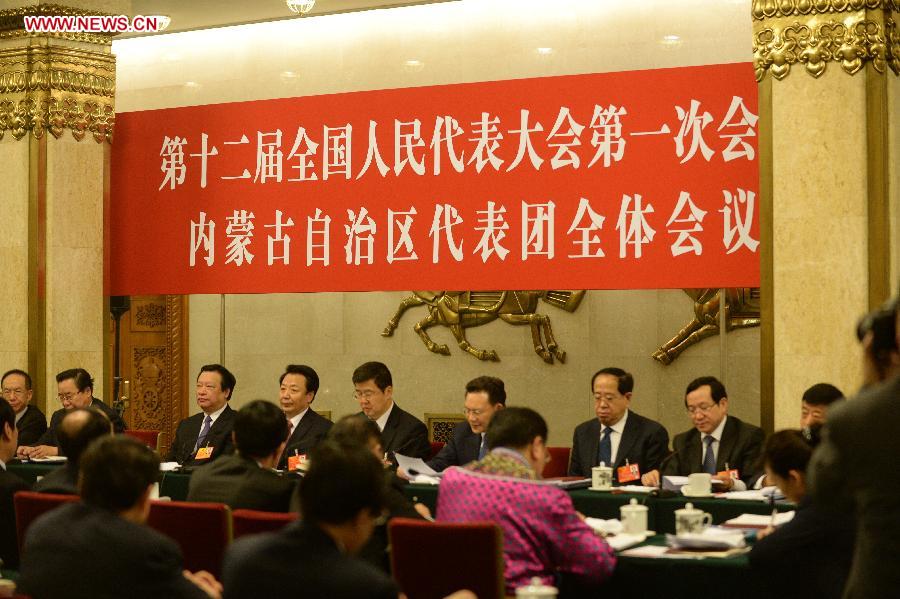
{"left": 686, "top": 403, "right": 716, "bottom": 415}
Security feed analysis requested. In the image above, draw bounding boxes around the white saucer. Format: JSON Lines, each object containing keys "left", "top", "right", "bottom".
{"left": 587, "top": 486, "right": 613, "bottom": 492}
{"left": 681, "top": 490, "right": 714, "bottom": 498}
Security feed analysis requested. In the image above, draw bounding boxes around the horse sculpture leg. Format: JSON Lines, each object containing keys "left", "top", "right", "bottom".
{"left": 448, "top": 324, "right": 500, "bottom": 362}
{"left": 654, "top": 323, "right": 718, "bottom": 364}
{"left": 382, "top": 295, "right": 426, "bottom": 337}
{"left": 413, "top": 309, "right": 451, "bottom": 356}
{"left": 539, "top": 314, "right": 566, "bottom": 363}
{"left": 499, "top": 314, "right": 553, "bottom": 364}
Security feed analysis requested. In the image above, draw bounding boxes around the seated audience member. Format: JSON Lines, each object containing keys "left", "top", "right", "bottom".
{"left": 809, "top": 295, "right": 900, "bottom": 597}
{"left": 19, "top": 436, "right": 222, "bottom": 599}
{"left": 277, "top": 364, "right": 332, "bottom": 470}
{"left": 427, "top": 375, "right": 506, "bottom": 472}
{"left": 0, "top": 397, "right": 29, "bottom": 569}
{"left": 222, "top": 441, "right": 400, "bottom": 599}
{"left": 569, "top": 367, "right": 668, "bottom": 484}
{"left": 327, "top": 414, "right": 429, "bottom": 572}
{"left": 800, "top": 383, "right": 844, "bottom": 431}
{"left": 353, "top": 361, "right": 430, "bottom": 461}
{"left": 749, "top": 430, "right": 855, "bottom": 599}
{"left": 167, "top": 364, "right": 237, "bottom": 466}
{"left": 437, "top": 407, "right": 616, "bottom": 595}
{"left": 18, "top": 368, "right": 125, "bottom": 459}
{"left": 643, "top": 376, "right": 764, "bottom": 490}
{"left": 1, "top": 369, "right": 47, "bottom": 446}
{"left": 34, "top": 407, "right": 113, "bottom": 494}
{"left": 188, "top": 400, "right": 297, "bottom": 512}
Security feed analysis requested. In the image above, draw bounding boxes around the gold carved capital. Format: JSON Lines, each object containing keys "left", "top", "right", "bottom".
{"left": 753, "top": 0, "right": 900, "bottom": 80}
{"left": 0, "top": 45, "right": 115, "bottom": 143}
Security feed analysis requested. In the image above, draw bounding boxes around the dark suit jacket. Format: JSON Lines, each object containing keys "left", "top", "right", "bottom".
{"left": 16, "top": 404, "right": 48, "bottom": 446}
{"left": 187, "top": 453, "right": 297, "bottom": 512}
{"left": 166, "top": 404, "right": 236, "bottom": 466}
{"left": 369, "top": 403, "right": 430, "bottom": 461}
{"left": 809, "top": 374, "right": 900, "bottom": 599}
{"left": 358, "top": 470, "right": 426, "bottom": 572}
{"left": 664, "top": 415, "right": 764, "bottom": 485}
{"left": 33, "top": 462, "right": 78, "bottom": 495}
{"left": 18, "top": 502, "right": 208, "bottom": 599}
{"left": 749, "top": 497, "right": 855, "bottom": 599}
{"left": 568, "top": 410, "right": 669, "bottom": 481}
{"left": 0, "top": 466, "right": 29, "bottom": 569}
{"left": 426, "top": 421, "right": 482, "bottom": 472}
{"left": 35, "top": 398, "right": 126, "bottom": 448}
{"left": 223, "top": 520, "right": 399, "bottom": 599}
{"left": 276, "top": 408, "right": 332, "bottom": 470}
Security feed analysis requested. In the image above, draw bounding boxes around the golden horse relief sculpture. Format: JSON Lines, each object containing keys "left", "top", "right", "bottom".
{"left": 382, "top": 290, "right": 585, "bottom": 364}
{"left": 652, "top": 288, "right": 760, "bottom": 365}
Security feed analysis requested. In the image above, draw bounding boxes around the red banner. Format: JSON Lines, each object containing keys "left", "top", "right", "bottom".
{"left": 109, "top": 62, "right": 760, "bottom": 294}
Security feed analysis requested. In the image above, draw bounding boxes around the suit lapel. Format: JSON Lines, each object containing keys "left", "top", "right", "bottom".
{"left": 291, "top": 409, "right": 315, "bottom": 444}
{"left": 464, "top": 429, "right": 482, "bottom": 462}
{"left": 616, "top": 413, "right": 640, "bottom": 469}
{"left": 586, "top": 420, "right": 601, "bottom": 469}
{"left": 684, "top": 430, "right": 703, "bottom": 475}
{"left": 380, "top": 405, "right": 399, "bottom": 450}
{"left": 717, "top": 417, "right": 738, "bottom": 472}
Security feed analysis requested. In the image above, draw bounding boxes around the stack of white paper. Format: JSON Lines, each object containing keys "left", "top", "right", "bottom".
{"left": 723, "top": 511, "right": 795, "bottom": 528}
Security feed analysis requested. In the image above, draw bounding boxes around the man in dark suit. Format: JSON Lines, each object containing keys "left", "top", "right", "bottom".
{"left": 222, "top": 441, "right": 399, "bottom": 599}
{"left": 34, "top": 407, "right": 113, "bottom": 495}
{"left": 352, "top": 361, "right": 430, "bottom": 461}
{"left": 568, "top": 367, "right": 668, "bottom": 484}
{"left": 18, "top": 435, "right": 222, "bottom": 599}
{"left": 166, "top": 364, "right": 237, "bottom": 467}
{"left": 2, "top": 369, "right": 47, "bottom": 446}
{"left": 645, "top": 375, "right": 764, "bottom": 490}
{"left": 809, "top": 297, "right": 900, "bottom": 598}
{"left": 427, "top": 375, "right": 506, "bottom": 472}
{"left": 17, "top": 368, "right": 125, "bottom": 459}
{"left": 276, "top": 364, "right": 332, "bottom": 471}
{"left": 188, "top": 400, "right": 297, "bottom": 512}
{"left": 0, "top": 397, "right": 29, "bottom": 569}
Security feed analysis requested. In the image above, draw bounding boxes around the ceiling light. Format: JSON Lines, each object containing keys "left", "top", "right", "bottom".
{"left": 536, "top": 47, "right": 553, "bottom": 55}
{"left": 184, "top": 81, "right": 200, "bottom": 88}
{"left": 660, "top": 34, "right": 682, "bottom": 48}
{"left": 152, "top": 15, "right": 171, "bottom": 31}
{"left": 286, "top": 0, "right": 316, "bottom": 15}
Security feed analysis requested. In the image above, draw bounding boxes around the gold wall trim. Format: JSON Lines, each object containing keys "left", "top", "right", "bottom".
{"left": 866, "top": 62, "right": 892, "bottom": 307}
{"left": 758, "top": 76, "right": 775, "bottom": 435}
{"left": 754, "top": 1, "right": 900, "bottom": 81}
{"left": 0, "top": 45, "right": 114, "bottom": 143}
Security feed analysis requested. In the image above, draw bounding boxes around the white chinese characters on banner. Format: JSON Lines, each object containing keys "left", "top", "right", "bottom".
{"left": 522, "top": 201, "right": 555, "bottom": 260}
{"left": 616, "top": 194, "right": 656, "bottom": 259}
{"left": 720, "top": 188, "right": 759, "bottom": 254}
{"left": 666, "top": 191, "right": 707, "bottom": 256}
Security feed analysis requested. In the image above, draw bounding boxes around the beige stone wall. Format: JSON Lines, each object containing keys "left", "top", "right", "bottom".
{"left": 0, "top": 137, "right": 30, "bottom": 371}
{"left": 188, "top": 291, "right": 761, "bottom": 447}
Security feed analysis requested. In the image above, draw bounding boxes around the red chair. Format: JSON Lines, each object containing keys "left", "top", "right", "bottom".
{"left": 389, "top": 518, "right": 504, "bottom": 599}
{"left": 124, "top": 429, "right": 160, "bottom": 451}
{"left": 147, "top": 500, "right": 231, "bottom": 576}
{"left": 429, "top": 441, "right": 445, "bottom": 460}
{"left": 232, "top": 509, "right": 297, "bottom": 539}
{"left": 14, "top": 491, "right": 79, "bottom": 550}
{"left": 544, "top": 446, "right": 571, "bottom": 478}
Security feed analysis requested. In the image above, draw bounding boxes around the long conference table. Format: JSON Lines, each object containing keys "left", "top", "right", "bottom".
{"left": 9, "top": 463, "right": 787, "bottom": 597}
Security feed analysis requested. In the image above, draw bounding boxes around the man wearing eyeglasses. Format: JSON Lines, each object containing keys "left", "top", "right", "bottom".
{"left": 643, "top": 376, "right": 764, "bottom": 490}
{"left": 166, "top": 364, "right": 237, "bottom": 467}
{"left": 352, "top": 361, "right": 430, "bottom": 461}
{"left": 426, "top": 376, "right": 506, "bottom": 472}
{"left": 1, "top": 369, "right": 47, "bottom": 446}
{"left": 17, "top": 368, "right": 126, "bottom": 459}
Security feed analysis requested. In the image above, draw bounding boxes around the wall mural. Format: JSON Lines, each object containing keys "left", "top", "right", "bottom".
{"left": 382, "top": 290, "right": 585, "bottom": 363}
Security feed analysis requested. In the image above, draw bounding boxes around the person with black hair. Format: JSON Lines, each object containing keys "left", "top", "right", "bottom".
{"left": 166, "top": 364, "right": 237, "bottom": 466}
{"left": 19, "top": 436, "right": 222, "bottom": 599}
{"left": 18, "top": 367, "right": 125, "bottom": 459}
{"left": 749, "top": 430, "right": 855, "bottom": 599}
{"left": 1, "top": 368, "right": 47, "bottom": 446}
{"left": 222, "top": 441, "right": 399, "bottom": 598}
{"left": 569, "top": 367, "right": 669, "bottom": 483}
{"left": 0, "top": 397, "right": 29, "bottom": 569}
{"left": 352, "top": 361, "right": 430, "bottom": 461}
{"left": 800, "top": 383, "right": 844, "bottom": 430}
{"left": 276, "top": 364, "right": 332, "bottom": 470}
{"left": 187, "top": 400, "right": 298, "bottom": 512}
{"left": 427, "top": 375, "right": 507, "bottom": 472}
{"left": 645, "top": 375, "right": 764, "bottom": 490}
{"left": 34, "top": 407, "right": 113, "bottom": 494}
{"left": 437, "top": 407, "right": 615, "bottom": 595}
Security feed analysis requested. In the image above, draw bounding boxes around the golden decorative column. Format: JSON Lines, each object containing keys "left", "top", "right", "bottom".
{"left": 0, "top": 1, "right": 126, "bottom": 409}
{"left": 754, "top": 0, "right": 899, "bottom": 430}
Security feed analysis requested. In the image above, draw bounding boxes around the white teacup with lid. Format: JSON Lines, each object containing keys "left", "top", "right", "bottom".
{"left": 675, "top": 502, "right": 712, "bottom": 535}
{"left": 619, "top": 498, "right": 649, "bottom": 535}
{"left": 591, "top": 462, "right": 613, "bottom": 490}
{"left": 516, "top": 577, "right": 558, "bottom": 599}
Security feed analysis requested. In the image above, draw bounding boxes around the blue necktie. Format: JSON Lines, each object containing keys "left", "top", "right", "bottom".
{"left": 702, "top": 435, "right": 717, "bottom": 474}
{"left": 597, "top": 427, "right": 612, "bottom": 466}
{"left": 193, "top": 415, "right": 213, "bottom": 453}
{"left": 478, "top": 434, "right": 487, "bottom": 459}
